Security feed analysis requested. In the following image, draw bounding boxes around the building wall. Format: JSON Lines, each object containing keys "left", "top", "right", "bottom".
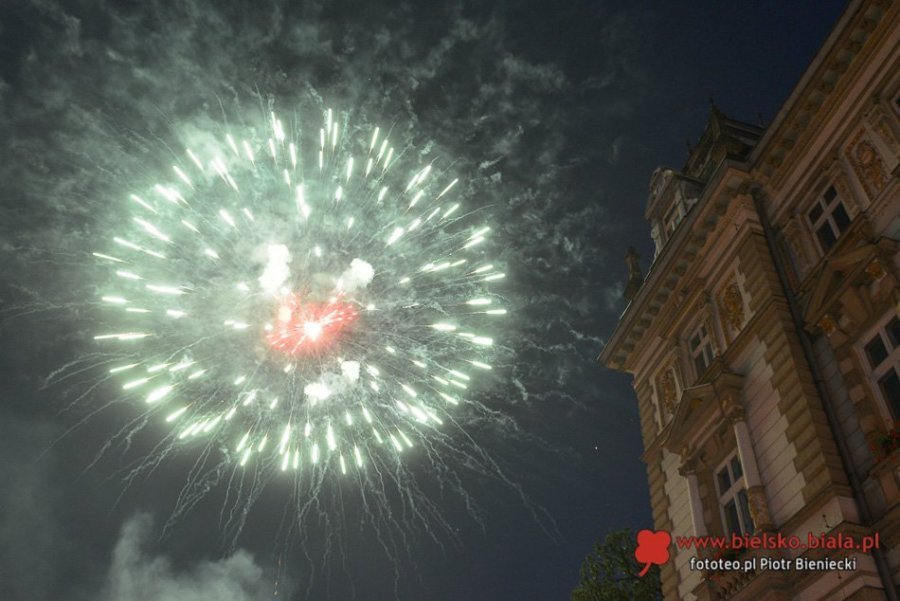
{"left": 600, "top": 1, "right": 900, "bottom": 599}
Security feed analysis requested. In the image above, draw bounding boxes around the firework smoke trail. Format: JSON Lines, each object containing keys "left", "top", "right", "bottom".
{"left": 89, "top": 102, "right": 513, "bottom": 563}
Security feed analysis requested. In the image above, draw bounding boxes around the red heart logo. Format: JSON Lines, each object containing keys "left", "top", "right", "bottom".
{"left": 635, "top": 529, "right": 671, "bottom": 576}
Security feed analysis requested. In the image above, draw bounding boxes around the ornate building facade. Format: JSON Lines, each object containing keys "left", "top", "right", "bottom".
{"left": 599, "top": 1, "right": 899, "bottom": 599}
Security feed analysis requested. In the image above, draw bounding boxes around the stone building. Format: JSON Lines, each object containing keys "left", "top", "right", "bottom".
{"left": 599, "top": 1, "right": 899, "bottom": 599}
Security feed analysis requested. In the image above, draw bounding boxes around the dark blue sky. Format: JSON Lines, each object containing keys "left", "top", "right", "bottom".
{"left": 0, "top": 1, "right": 847, "bottom": 600}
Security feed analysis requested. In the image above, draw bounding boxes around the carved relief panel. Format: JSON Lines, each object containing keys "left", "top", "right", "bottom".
{"left": 848, "top": 131, "right": 889, "bottom": 197}
{"left": 658, "top": 368, "right": 678, "bottom": 416}
{"left": 720, "top": 282, "right": 745, "bottom": 331}
{"left": 846, "top": 127, "right": 893, "bottom": 201}
{"left": 716, "top": 269, "right": 752, "bottom": 346}
{"left": 654, "top": 354, "right": 685, "bottom": 423}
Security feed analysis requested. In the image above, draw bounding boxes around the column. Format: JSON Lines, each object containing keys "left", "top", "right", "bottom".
{"left": 679, "top": 452, "right": 707, "bottom": 537}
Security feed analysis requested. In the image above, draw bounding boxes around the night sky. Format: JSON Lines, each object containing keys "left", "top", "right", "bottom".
{"left": 0, "top": 1, "right": 847, "bottom": 600}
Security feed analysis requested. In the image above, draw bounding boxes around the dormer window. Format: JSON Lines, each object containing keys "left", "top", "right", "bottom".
{"left": 646, "top": 169, "right": 704, "bottom": 256}
{"left": 807, "top": 186, "right": 851, "bottom": 252}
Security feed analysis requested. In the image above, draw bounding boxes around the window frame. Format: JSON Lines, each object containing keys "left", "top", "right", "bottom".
{"left": 856, "top": 311, "right": 900, "bottom": 425}
{"left": 688, "top": 322, "right": 715, "bottom": 380}
{"left": 806, "top": 185, "right": 852, "bottom": 254}
{"left": 664, "top": 201, "right": 686, "bottom": 237}
{"left": 714, "top": 452, "right": 755, "bottom": 537}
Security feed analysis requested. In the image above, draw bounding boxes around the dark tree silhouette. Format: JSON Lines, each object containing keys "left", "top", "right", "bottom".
{"left": 572, "top": 529, "right": 663, "bottom": 601}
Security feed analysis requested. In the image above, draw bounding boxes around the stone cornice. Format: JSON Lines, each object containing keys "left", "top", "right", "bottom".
{"left": 752, "top": 0, "right": 895, "bottom": 186}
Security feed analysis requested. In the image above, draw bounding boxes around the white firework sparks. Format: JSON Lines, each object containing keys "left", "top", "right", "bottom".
{"left": 92, "top": 105, "right": 506, "bottom": 498}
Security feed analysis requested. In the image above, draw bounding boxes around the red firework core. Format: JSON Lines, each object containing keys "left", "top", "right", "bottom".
{"left": 267, "top": 293, "right": 358, "bottom": 355}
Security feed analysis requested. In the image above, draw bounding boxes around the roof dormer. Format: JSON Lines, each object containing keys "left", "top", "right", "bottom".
{"left": 645, "top": 167, "right": 704, "bottom": 258}
{"left": 645, "top": 105, "right": 763, "bottom": 260}
{"left": 684, "top": 102, "right": 764, "bottom": 181}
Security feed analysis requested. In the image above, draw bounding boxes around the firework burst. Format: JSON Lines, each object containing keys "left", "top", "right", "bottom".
{"left": 92, "top": 105, "right": 506, "bottom": 495}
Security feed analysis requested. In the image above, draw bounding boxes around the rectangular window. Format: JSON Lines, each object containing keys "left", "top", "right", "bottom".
{"left": 664, "top": 203, "right": 685, "bottom": 235}
{"left": 716, "top": 453, "right": 754, "bottom": 537}
{"left": 862, "top": 314, "right": 900, "bottom": 421}
{"left": 807, "top": 186, "right": 851, "bottom": 252}
{"left": 690, "top": 324, "right": 715, "bottom": 377}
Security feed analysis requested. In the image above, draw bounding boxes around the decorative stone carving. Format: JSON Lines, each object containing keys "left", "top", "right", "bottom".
{"left": 818, "top": 314, "right": 838, "bottom": 336}
{"left": 678, "top": 446, "right": 699, "bottom": 476}
{"left": 848, "top": 130, "right": 889, "bottom": 198}
{"left": 865, "top": 259, "right": 887, "bottom": 281}
{"left": 722, "top": 395, "right": 746, "bottom": 424}
{"left": 659, "top": 370, "right": 677, "bottom": 413}
{"left": 720, "top": 282, "right": 745, "bottom": 332}
{"left": 746, "top": 486, "right": 773, "bottom": 531}
{"left": 857, "top": 141, "right": 887, "bottom": 183}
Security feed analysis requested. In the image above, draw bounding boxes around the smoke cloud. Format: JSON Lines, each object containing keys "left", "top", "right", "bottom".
{"left": 303, "top": 360, "right": 361, "bottom": 403}
{"left": 258, "top": 244, "right": 292, "bottom": 294}
{"left": 337, "top": 258, "right": 375, "bottom": 294}
{"left": 101, "top": 515, "right": 271, "bottom": 601}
